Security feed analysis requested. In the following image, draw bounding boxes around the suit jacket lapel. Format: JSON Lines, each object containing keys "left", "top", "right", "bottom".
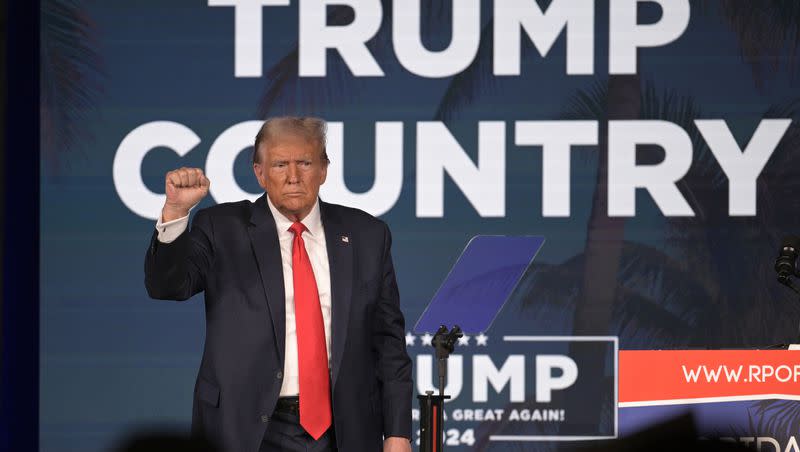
{"left": 320, "top": 201, "right": 353, "bottom": 389}
{"left": 247, "top": 193, "right": 286, "bottom": 368}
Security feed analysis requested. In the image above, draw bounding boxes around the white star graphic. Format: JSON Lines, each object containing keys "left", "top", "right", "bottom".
{"left": 421, "top": 333, "right": 434, "bottom": 346}
{"left": 405, "top": 332, "right": 416, "bottom": 346}
{"left": 475, "top": 333, "right": 489, "bottom": 346}
{"left": 457, "top": 334, "right": 470, "bottom": 346}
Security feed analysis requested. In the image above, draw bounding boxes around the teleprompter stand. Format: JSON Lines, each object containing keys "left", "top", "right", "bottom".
{"left": 417, "top": 325, "right": 462, "bottom": 452}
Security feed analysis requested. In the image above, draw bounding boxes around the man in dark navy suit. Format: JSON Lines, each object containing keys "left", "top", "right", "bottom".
{"left": 145, "top": 117, "right": 412, "bottom": 452}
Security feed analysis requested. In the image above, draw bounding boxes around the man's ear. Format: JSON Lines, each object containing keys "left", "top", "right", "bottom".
{"left": 320, "top": 162, "right": 328, "bottom": 185}
{"left": 253, "top": 163, "right": 267, "bottom": 190}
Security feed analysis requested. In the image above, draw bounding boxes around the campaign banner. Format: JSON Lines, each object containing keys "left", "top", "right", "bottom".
{"left": 620, "top": 350, "right": 800, "bottom": 406}
{"left": 619, "top": 350, "right": 800, "bottom": 452}
{"left": 408, "top": 336, "right": 617, "bottom": 447}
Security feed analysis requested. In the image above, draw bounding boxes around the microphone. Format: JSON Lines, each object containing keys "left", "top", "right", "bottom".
{"left": 775, "top": 236, "right": 800, "bottom": 295}
{"left": 432, "top": 325, "right": 463, "bottom": 397}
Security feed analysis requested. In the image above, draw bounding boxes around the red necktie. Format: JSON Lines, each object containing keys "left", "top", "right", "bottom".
{"left": 289, "top": 222, "right": 332, "bottom": 440}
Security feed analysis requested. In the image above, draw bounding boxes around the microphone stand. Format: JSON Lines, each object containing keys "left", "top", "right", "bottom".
{"left": 765, "top": 280, "right": 800, "bottom": 347}
{"left": 418, "top": 325, "right": 462, "bottom": 452}
{"left": 774, "top": 242, "right": 800, "bottom": 346}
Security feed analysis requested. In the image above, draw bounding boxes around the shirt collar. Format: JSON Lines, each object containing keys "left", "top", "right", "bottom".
{"left": 265, "top": 194, "right": 323, "bottom": 238}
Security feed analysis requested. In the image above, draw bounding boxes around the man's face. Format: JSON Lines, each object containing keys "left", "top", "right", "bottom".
{"left": 253, "top": 136, "right": 328, "bottom": 221}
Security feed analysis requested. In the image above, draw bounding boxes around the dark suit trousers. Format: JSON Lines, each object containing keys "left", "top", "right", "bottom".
{"left": 261, "top": 411, "right": 337, "bottom": 452}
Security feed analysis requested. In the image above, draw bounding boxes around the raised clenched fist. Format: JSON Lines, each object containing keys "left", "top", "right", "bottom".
{"left": 161, "top": 167, "right": 211, "bottom": 222}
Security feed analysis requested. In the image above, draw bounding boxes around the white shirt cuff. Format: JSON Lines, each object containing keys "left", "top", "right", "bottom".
{"left": 155, "top": 214, "right": 189, "bottom": 243}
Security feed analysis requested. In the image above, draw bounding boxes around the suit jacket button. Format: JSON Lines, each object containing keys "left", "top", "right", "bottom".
{"left": 261, "top": 414, "right": 269, "bottom": 423}
{"left": 276, "top": 371, "right": 283, "bottom": 379}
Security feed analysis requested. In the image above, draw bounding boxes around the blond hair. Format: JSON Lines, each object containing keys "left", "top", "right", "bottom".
{"left": 253, "top": 116, "right": 329, "bottom": 164}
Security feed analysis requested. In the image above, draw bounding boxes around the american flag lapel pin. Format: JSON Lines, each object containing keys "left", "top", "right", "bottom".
{"left": 341, "top": 235, "right": 349, "bottom": 244}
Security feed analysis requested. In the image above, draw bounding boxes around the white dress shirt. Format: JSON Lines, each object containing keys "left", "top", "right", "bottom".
{"left": 155, "top": 197, "right": 333, "bottom": 397}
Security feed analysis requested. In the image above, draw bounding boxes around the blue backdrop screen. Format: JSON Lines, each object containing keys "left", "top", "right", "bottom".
{"left": 40, "top": 1, "right": 800, "bottom": 450}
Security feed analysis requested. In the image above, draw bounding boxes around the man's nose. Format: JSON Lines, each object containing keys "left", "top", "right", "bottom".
{"left": 286, "top": 163, "right": 300, "bottom": 182}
